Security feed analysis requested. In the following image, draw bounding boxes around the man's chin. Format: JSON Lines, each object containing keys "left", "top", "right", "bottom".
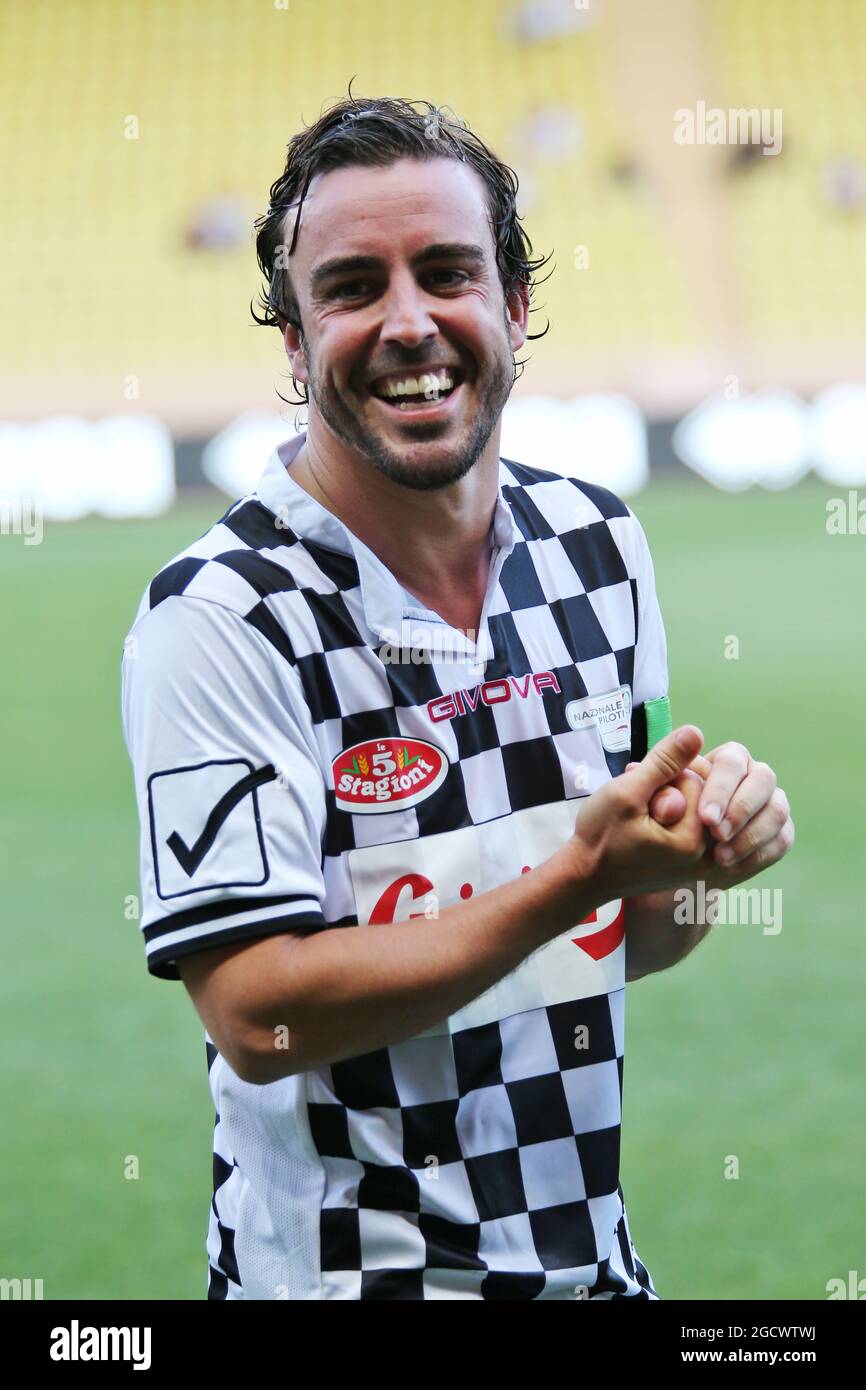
{"left": 314, "top": 389, "right": 495, "bottom": 490}
{"left": 365, "top": 444, "right": 479, "bottom": 492}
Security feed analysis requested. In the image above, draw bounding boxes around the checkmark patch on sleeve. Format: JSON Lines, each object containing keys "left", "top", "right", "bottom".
{"left": 148, "top": 759, "right": 276, "bottom": 900}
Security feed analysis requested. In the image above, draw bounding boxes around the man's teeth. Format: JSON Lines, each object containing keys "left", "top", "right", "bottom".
{"left": 375, "top": 369, "right": 456, "bottom": 401}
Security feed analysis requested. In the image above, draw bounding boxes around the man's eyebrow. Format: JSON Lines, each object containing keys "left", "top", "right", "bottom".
{"left": 309, "top": 242, "right": 487, "bottom": 292}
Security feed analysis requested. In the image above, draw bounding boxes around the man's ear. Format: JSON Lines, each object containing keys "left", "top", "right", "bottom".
{"left": 281, "top": 320, "right": 309, "bottom": 385}
{"left": 505, "top": 280, "right": 530, "bottom": 354}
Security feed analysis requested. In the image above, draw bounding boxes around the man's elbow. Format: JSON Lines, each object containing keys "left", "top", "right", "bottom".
{"left": 625, "top": 921, "right": 713, "bottom": 983}
{"left": 178, "top": 937, "right": 311, "bottom": 1086}
{"left": 222, "top": 1022, "right": 309, "bottom": 1085}
{"left": 625, "top": 954, "right": 681, "bottom": 983}
{"left": 625, "top": 962, "right": 652, "bottom": 983}
{"left": 231, "top": 1054, "right": 281, "bottom": 1087}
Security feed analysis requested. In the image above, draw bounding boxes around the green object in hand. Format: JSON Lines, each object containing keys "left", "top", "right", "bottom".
{"left": 644, "top": 695, "right": 672, "bottom": 750}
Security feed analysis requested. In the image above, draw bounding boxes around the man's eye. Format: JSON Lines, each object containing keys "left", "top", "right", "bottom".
{"left": 428, "top": 269, "right": 466, "bottom": 286}
{"left": 332, "top": 281, "right": 371, "bottom": 299}
{"left": 330, "top": 270, "right": 466, "bottom": 301}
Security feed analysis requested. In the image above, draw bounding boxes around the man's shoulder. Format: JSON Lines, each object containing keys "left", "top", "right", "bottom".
{"left": 499, "top": 455, "right": 633, "bottom": 525}
{"left": 120, "top": 492, "right": 316, "bottom": 730}
{"left": 498, "top": 456, "right": 648, "bottom": 586}
{"left": 128, "top": 487, "right": 339, "bottom": 634}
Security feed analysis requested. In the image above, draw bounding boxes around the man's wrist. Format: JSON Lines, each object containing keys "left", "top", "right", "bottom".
{"left": 624, "top": 881, "right": 715, "bottom": 980}
{"left": 529, "top": 837, "right": 609, "bottom": 949}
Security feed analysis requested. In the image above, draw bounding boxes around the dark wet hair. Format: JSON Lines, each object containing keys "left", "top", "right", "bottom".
{"left": 252, "top": 85, "right": 552, "bottom": 401}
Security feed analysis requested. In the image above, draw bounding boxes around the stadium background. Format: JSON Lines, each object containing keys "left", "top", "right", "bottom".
{"left": 1, "top": 0, "right": 864, "bottom": 1300}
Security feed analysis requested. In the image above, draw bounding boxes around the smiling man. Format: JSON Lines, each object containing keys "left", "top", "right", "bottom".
{"left": 121, "top": 95, "right": 794, "bottom": 1300}
{"left": 261, "top": 144, "right": 530, "bottom": 640}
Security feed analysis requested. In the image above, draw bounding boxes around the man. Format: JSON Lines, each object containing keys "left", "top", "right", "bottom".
{"left": 122, "top": 96, "right": 794, "bottom": 1300}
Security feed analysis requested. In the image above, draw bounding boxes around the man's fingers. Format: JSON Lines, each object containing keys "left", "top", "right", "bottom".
{"left": 630, "top": 725, "right": 704, "bottom": 800}
{"left": 712, "top": 817, "right": 795, "bottom": 879}
{"left": 689, "top": 753, "right": 713, "bottom": 780}
{"left": 647, "top": 767, "right": 707, "bottom": 824}
{"left": 697, "top": 741, "right": 752, "bottom": 832}
{"left": 713, "top": 794, "right": 792, "bottom": 868}
{"left": 713, "top": 762, "right": 780, "bottom": 842}
{"left": 648, "top": 785, "right": 687, "bottom": 825}
{"left": 628, "top": 756, "right": 712, "bottom": 780}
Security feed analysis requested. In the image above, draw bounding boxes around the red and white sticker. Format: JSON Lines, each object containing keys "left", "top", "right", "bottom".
{"left": 332, "top": 737, "right": 448, "bottom": 814}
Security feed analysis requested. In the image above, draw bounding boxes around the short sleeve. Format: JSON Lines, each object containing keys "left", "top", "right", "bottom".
{"left": 627, "top": 507, "right": 669, "bottom": 708}
{"left": 121, "top": 595, "right": 328, "bottom": 980}
{"left": 624, "top": 507, "right": 669, "bottom": 758}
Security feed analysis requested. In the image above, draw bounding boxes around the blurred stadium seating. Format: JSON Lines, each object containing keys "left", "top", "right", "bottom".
{"left": 2, "top": 0, "right": 864, "bottom": 435}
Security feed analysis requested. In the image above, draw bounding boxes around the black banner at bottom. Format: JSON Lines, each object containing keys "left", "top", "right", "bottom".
{"left": 1, "top": 1296, "right": 859, "bottom": 1373}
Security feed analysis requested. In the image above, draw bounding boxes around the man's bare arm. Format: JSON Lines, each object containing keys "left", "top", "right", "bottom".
{"left": 624, "top": 886, "right": 713, "bottom": 982}
{"left": 179, "top": 727, "right": 712, "bottom": 1085}
{"left": 179, "top": 840, "right": 599, "bottom": 1085}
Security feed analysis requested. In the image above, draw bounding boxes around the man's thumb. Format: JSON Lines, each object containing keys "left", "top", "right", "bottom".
{"left": 632, "top": 725, "right": 704, "bottom": 799}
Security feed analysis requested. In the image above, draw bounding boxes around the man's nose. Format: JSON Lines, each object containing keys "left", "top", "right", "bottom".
{"left": 379, "top": 273, "right": 438, "bottom": 347}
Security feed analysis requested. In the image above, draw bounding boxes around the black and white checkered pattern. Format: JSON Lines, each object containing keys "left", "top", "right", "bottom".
{"left": 122, "top": 431, "right": 668, "bottom": 1300}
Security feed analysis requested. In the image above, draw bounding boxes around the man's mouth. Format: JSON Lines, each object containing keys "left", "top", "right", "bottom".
{"left": 367, "top": 366, "right": 465, "bottom": 413}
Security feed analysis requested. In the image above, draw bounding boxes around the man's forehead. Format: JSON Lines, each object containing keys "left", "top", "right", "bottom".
{"left": 286, "top": 157, "right": 494, "bottom": 264}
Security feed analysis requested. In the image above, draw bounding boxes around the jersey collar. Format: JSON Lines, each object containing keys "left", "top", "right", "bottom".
{"left": 256, "top": 431, "right": 520, "bottom": 663}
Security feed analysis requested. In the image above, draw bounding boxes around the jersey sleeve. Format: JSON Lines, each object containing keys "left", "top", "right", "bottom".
{"left": 121, "top": 595, "right": 329, "bottom": 980}
{"left": 625, "top": 506, "right": 670, "bottom": 758}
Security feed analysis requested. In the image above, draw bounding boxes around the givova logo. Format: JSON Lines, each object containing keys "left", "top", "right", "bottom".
{"left": 49, "top": 1321, "right": 152, "bottom": 1370}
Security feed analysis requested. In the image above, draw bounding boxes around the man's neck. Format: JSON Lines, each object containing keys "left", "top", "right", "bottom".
{"left": 287, "top": 425, "right": 501, "bottom": 636}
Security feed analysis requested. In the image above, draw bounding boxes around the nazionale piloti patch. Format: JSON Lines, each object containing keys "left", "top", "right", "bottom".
{"left": 564, "top": 685, "right": 633, "bottom": 752}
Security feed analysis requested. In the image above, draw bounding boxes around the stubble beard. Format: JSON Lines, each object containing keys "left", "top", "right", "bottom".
{"left": 299, "top": 323, "right": 515, "bottom": 492}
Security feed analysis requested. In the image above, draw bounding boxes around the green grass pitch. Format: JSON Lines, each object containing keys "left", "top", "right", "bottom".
{"left": 0, "top": 475, "right": 862, "bottom": 1299}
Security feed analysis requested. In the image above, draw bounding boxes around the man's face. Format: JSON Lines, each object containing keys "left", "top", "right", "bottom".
{"left": 280, "top": 156, "right": 528, "bottom": 490}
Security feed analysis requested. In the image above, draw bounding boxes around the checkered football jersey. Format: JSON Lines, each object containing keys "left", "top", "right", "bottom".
{"left": 121, "top": 430, "right": 669, "bottom": 1301}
